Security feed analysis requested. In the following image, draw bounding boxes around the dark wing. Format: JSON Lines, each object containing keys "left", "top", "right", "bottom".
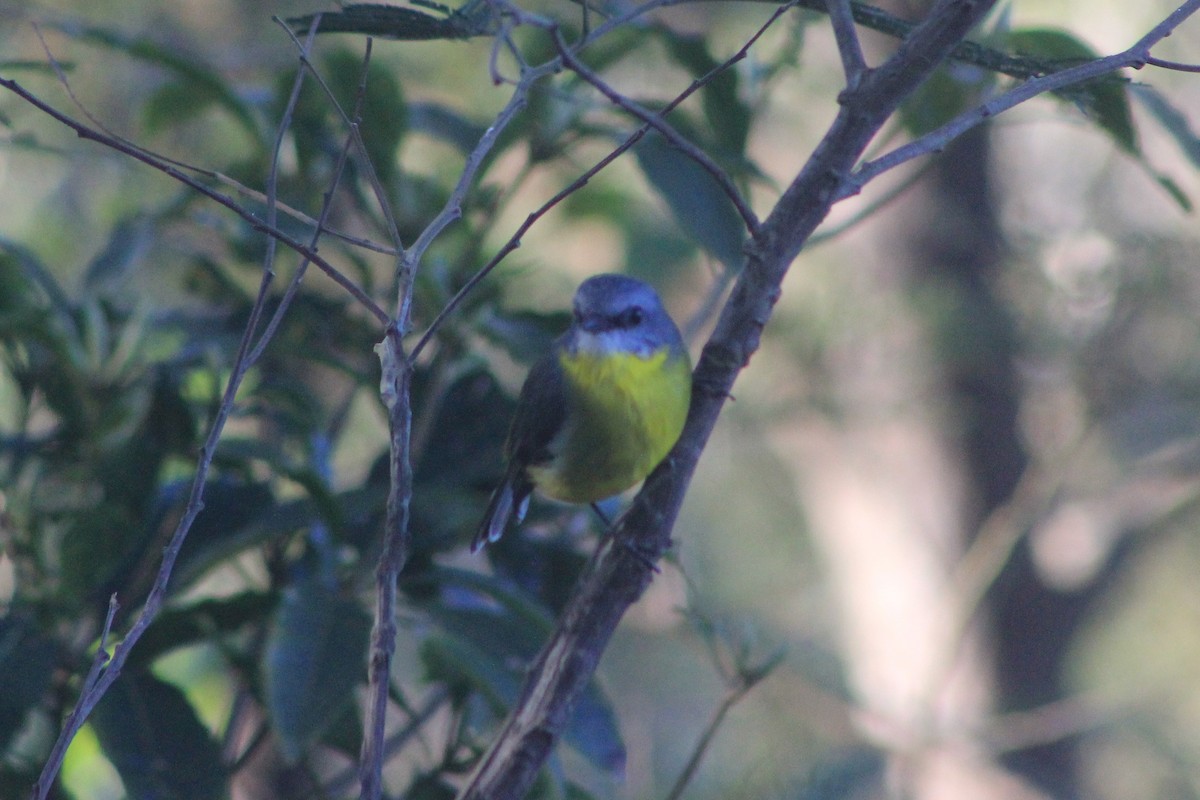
{"left": 505, "top": 348, "right": 568, "bottom": 469}
{"left": 471, "top": 349, "right": 568, "bottom": 551}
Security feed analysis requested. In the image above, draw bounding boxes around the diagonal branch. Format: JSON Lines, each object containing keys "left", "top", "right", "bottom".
{"left": 550, "top": 26, "right": 761, "bottom": 234}
{"left": 24, "top": 22, "right": 369, "bottom": 799}
{"left": 840, "top": 0, "right": 1200, "bottom": 200}
{"left": 452, "top": 2, "right": 1004, "bottom": 795}
{"left": 411, "top": 0, "right": 794, "bottom": 361}
{"left": 0, "top": 80, "right": 390, "bottom": 326}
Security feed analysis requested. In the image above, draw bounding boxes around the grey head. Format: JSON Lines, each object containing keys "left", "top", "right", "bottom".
{"left": 568, "top": 274, "right": 685, "bottom": 358}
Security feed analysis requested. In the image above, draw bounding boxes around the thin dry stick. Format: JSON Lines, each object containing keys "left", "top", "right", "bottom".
{"left": 274, "top": 17, "right": 405, "bottom": 253}
{"left": 548, "top": 25, "right": 761, "bottom": 234}
{"left": 328, "top": 687, "right": 451, "bottom": 797}
{"left": 356, "top": 44, "right": 563, "bottom": 800}
{"left": 841, "top": 0, "right": 1200, "bottom": 198}
{"left": 26, "top": 22, "right": 354, "bottom": 799}
{"left": 411, "top": 0, "right": 796, "bottom": 361}
{"left": 663, "top": 683, "right": 754, "bottom": 800}
{"left": 1145, "top": 55, "right": 1200, "bottom": 72}
{"left": 0, "top": 80, "right": 389, "bottom": 325}
{"left": 248, "top": 40, "right": 378, "bottom": 366}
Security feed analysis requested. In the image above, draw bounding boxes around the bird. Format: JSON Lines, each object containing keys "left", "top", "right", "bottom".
{"left": 472, "top": 273, "right": 692, "bottom": 552}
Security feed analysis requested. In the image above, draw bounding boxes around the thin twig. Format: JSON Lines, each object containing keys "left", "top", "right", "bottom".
{"left": 1144, "top": 54, "right": 1200, "bottom": 73}
{"left": 274, "top": 17, "right": 406, "bottom": 253}
{"left": 840, "top": 0, "right": 1200, "bottom": 200}
{"left": 0, "top": 80, "right": 390, "bottom": 325}
{"left": 455, "top": 2, "right": 1008, "bottom": 796}
{"left": 549, "top": 25, "right": 761, "bottom": 235}
{"left": 27, "top": 23, "right": 335, "bottom": 800}
{"left": 31, "top": 595, "right": 119, "bottom": 800}
{"left": 208, "top": 171, "right": 400, "bottom": 255}
{"left": 806, "top": 157, "right": 934, "bottom": 248}
{"left": 356, "top": 27, "right": 561, "bottom": 800}
{"left": 411, "top": 0, "right": 796, "bottom": 361}
{"left": 663, "top": 684, "right": 751, "bottom": 800}
{"left": 327, "top": 687, "right": 451, "bottom": 797}
{"left": 827, "top": 0, "right": 867, "bottom": 87}
{"left": 248, "top": 40, "right": 376, "bottom": 366}
{"left": 400, "top": 63, "right": 557, "bottom": 312}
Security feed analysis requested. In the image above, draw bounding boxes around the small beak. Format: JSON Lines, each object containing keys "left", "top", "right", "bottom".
{"left": 576, "top": 312, "right": 606, "bottom": 334}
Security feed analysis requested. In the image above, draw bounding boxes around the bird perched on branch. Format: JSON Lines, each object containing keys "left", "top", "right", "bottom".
{"left": 472, "top": 273, "right": 692, "bottom": 551}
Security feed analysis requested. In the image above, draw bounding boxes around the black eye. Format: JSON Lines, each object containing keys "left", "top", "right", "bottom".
{"left": 622, "top": 307, "right": 644, "bottom": 327}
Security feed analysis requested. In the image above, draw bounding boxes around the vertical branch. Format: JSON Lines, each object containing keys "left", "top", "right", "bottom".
{"left": 360, "top": 324, "right": 413, "bottom": 800}
{"left": 357, "top": 43, "right": 562, "bottom": 799}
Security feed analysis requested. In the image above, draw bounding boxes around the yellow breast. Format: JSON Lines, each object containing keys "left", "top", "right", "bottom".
{"left": 529, "top": 348, "right": 691, "bottom": 503}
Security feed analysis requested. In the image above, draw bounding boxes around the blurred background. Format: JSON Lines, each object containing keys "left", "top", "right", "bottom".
{"left": 2, "top": 1, "right": 1200, "bottom": 798}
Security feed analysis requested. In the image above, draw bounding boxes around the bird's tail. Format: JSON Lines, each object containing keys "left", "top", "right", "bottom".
{"left": 471, "top": 472, "right": 532, "bottom": 552}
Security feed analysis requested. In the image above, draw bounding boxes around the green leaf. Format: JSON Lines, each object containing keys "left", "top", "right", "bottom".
{"left": 900, "top": 62, "right": 993, "bottom": 138}
{"left": 1133, "top": 84, "right": 1200, "bottom": 169}
{"left": 91, "top": 669, "right": 227, "bottom": 800}
{"left": 414, "top": 569, "right": 625, "bottom": 773}
{"left": 82, "top": 214, "right": 154, "bottom": 292}
{"left": 634, "top": 132, "right": 745, "bottom": 270}
{"left": 477, "top": 309, "right": 571, "bottom": 366}
{"left": 323, "top": 48, "right": 408, "bottom": 187}
{"left": 264, "top": 573, "right": 371, "bottom": 761}
{"left": 0, "top": 615, "right": 56, "bottom": 754}
{"left": 1007, "top": 28, "right": 1136, "bottom": 154}
{"left": 129, "top": 591, "right": 276, "bottom": 669}
{"left": 49, "top": 22, "right": 262, "bottom": 145}
{"left": 1155, "top": 174, "right": 1192, "bottom": 212}
{"left": 405, "top": 772, "right": 458, "bottom": 800}
{"left": 408, "top": 101, "right": 488, "bottom": 154}
{"left": 143, "top": 79, "right": 236, "bottom": 136}
{"left": 59, "top": 503, "right": 143, "bottom": 604}
{"left": 657, "top": 28, "right": 751, "bottom": 157}
{"left": 0, "top": 236, "right": 73, "bottom": 324}
{"left": 420, "top": 631, "right": 518, "bottom": 709}
{"left": 169, "top": 479, "right": 305, "bottom": 595}
{"left": 288, "top": 2, "right": 498, "bottom": 41}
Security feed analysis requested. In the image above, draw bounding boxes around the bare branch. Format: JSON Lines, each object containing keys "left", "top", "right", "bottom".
{"left": 1144, "top": 54, "right": 1200, "bottom": 73}
{"left": 827, "top": 0, "right": 868, "bottom": 87}
{"left": 453, "top": 2, "right": 1003, "bottom": 795}
{"left": 275, "top": 17, "right": 406, "bottom": 253}
{"left": 663, "top": 685, "right": 751, "bottom": 800}
{"left": 26, "top": 23, "right": 356, "bottom": 799}
{"left": 249, "top": 39, "right": 376, "bottom": 366}
{"left": 411, "top": 0, "right": 795, "bottom": 361}
{"left": 841, "top": 0, "right": 1200, "bottom": 199}
{"left": 550, "top": 25, "right": 761, "bottom": 235}
{"left": 0, "top": 78, "right": 391, "bottom": 326}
